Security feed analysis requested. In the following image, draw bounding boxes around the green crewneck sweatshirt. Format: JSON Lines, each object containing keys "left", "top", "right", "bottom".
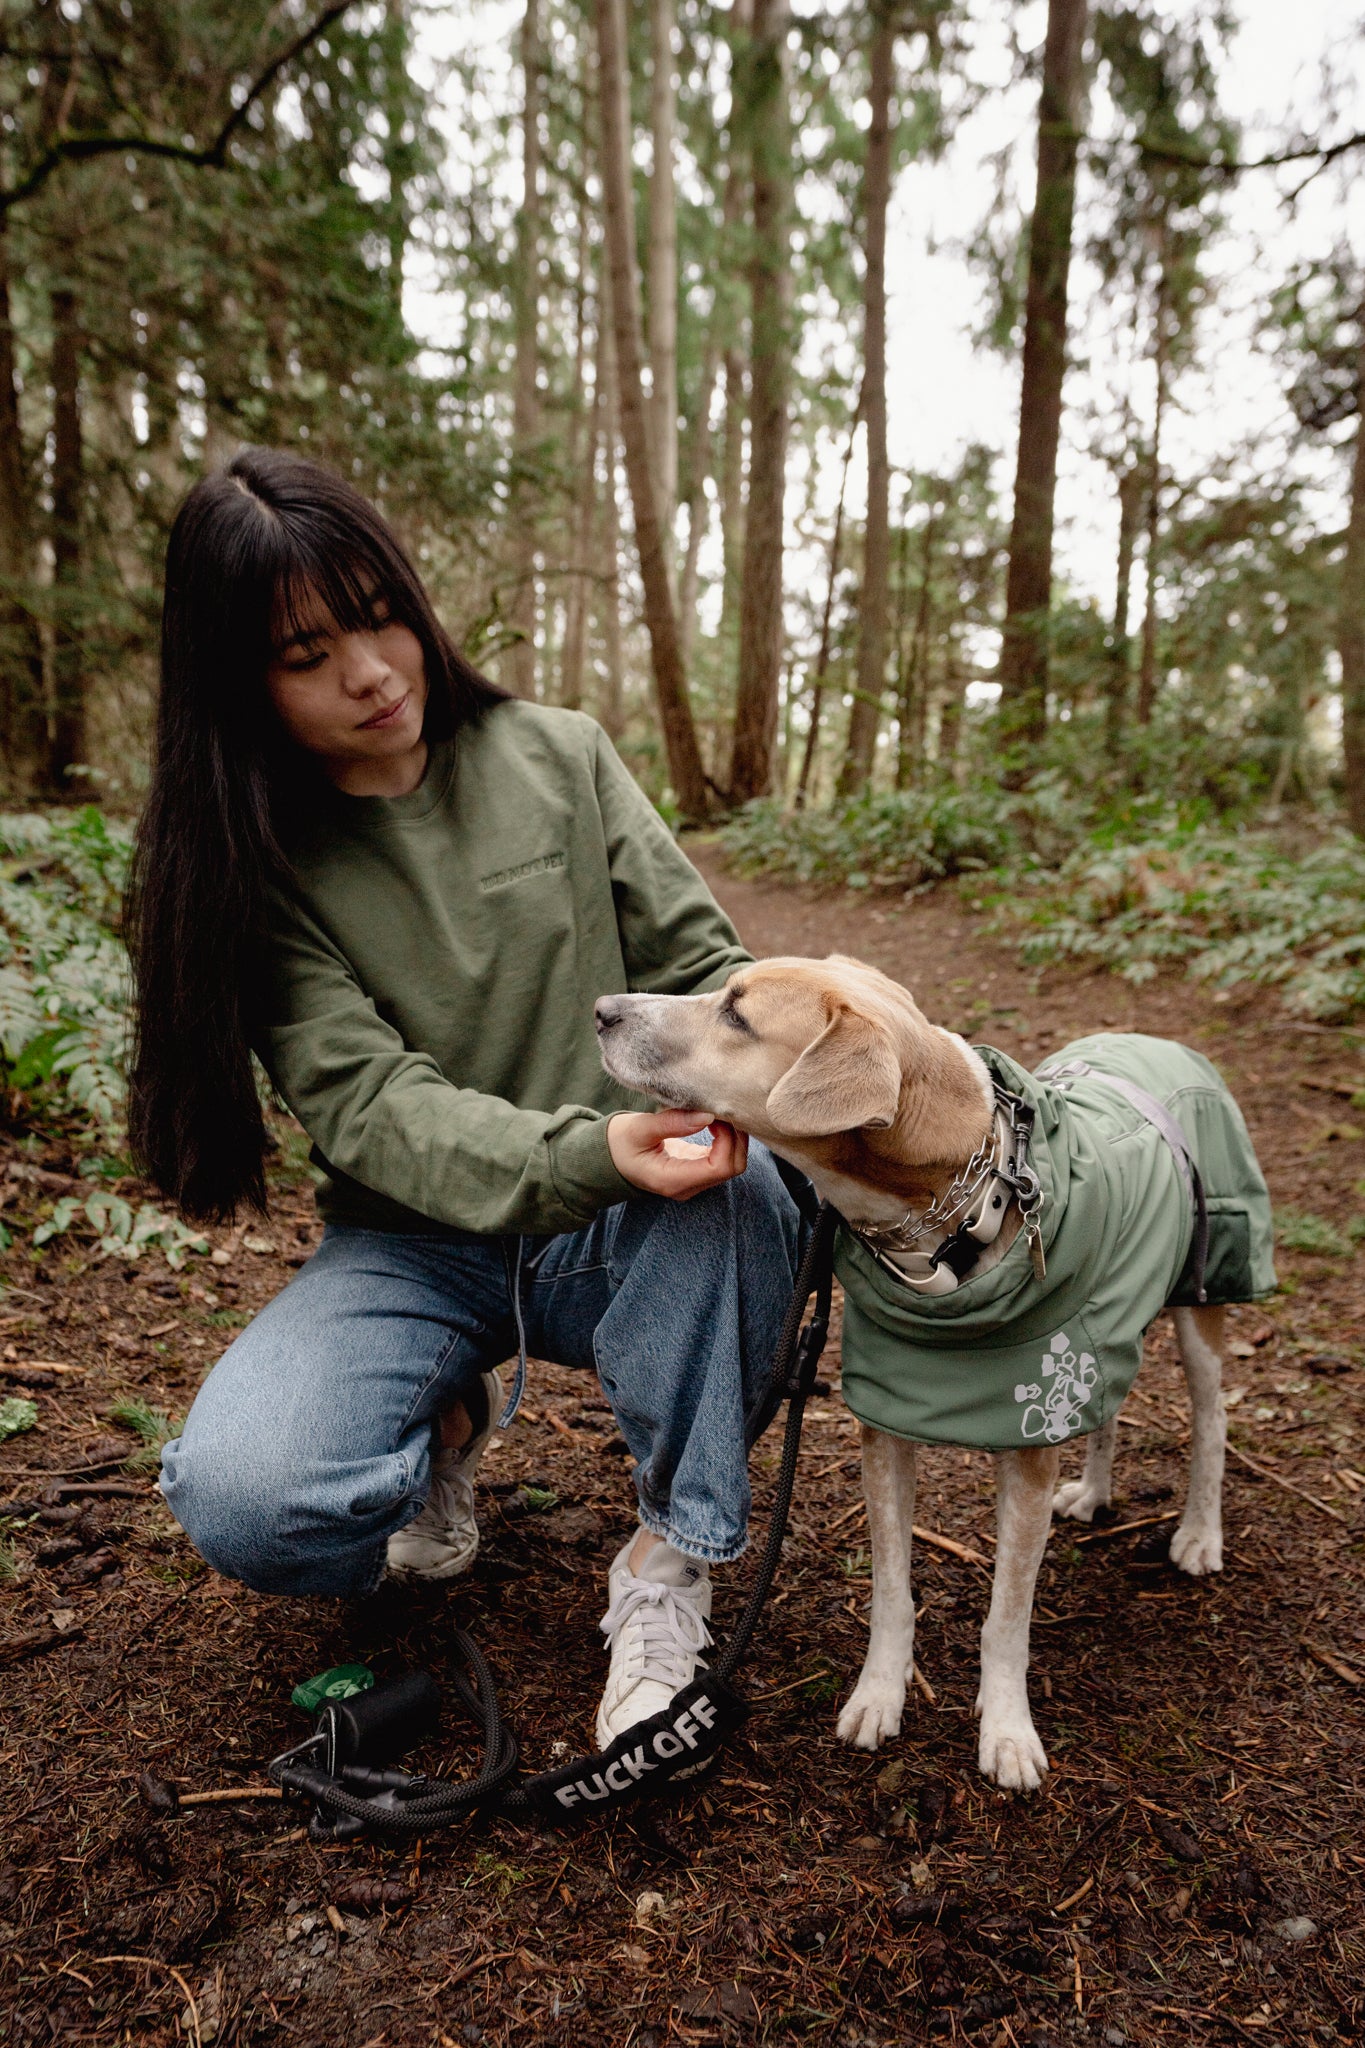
{"left": 261, "top": 701, "right": 750, "bottom": 1237}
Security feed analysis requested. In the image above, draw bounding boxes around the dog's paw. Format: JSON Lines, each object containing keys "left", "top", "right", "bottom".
{"left": 1169, "top": 1521, "right": 1223, "bottom": 1576}
{"left": 1052, "top": 1477, "right": 1109, "bottom": 1524}
{"left": 836, "top": 1675, "right": 906, "bottom": 1751}
{"left": 978, "top": 1717, "right": 1049, "bottom": 1794}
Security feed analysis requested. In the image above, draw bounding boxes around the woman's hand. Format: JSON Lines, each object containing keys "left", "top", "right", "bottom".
{"left": 607, "top": 1109, "right": 749, "bottom": 1201}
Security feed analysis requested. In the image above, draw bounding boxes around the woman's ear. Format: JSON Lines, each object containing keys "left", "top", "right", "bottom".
{"left": 764, "top": 1009, "right": 901, "bottom": 1138}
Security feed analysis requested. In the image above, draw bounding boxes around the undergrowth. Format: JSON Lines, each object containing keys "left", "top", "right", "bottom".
{"left": 0, "top": 806, "right": 132, "bottom": 1134}
{"left": 721, "top": 785, "right": 1365, "bottom": 1023}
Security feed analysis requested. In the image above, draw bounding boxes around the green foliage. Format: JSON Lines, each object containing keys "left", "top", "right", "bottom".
{"left": 723, "top": 778, "right": 1088, "bottom": 890}
{"left": 108, "top": 1397, "right": 183, "bottom": 1473}
{"left": 0, "top": 808, "right": 132, "bottom": 1133}
{"left": 1017, "top": 829, "right": 1365, "bottom": 1022}
{"left": 32, "top": 1191, "right": 208, "bottom": 1269}
{"left": 1274, "top": 1211, "right": 1354, "bottom": 1258}
{"left": 0, "top": 1396, "right": 39, "bottom": 1441}
{"left": 0, "top": 1537, "right": 18, "bottom": 1584}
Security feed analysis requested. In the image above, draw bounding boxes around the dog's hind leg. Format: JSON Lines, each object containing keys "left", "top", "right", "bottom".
{"left": 1052, "top": 1412, "right": 1119, "bottom": 1523}
{"left": 977, "top": 1444, "right": 1061, "bottom": 1793}
{"left": 836, "top": 1425, "right": 918, "bottom": 1751}
{"left": 1169, "top": 1303, "right": 1226, "bottom": 1576}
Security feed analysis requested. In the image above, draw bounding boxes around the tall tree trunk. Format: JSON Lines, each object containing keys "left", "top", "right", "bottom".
{"left": 836, "top": 2, "right": 896, "bottom": 798}
{"left": 507, "top": 0, "right": 544, "bottom": 698}
{"left": 796, "top": 396, "right": 860, "bottom": 808}
{"left": 719, "top": 348, "right": 747, "bottom": 652}
{"left": 561, "top": 269, "right": 604, "bottom": 712}
{"left": 677, "top": 339, "right": 719, "bottom": 667}
{"left": 1105, "top": 459, "right": 1143, "bottom": 744}
{"left": 898, "top": 501, "right": 938, "bottom": 791}
{"left": 648, "top": 0, "right": 679, "bottom": 566}
{"left": 595, "top": 0, "right": 708, "bottom": 812}
{"left": 1338, "top": 325, "right": 1365, "bottom": 838}
{"left": 0, "top": 217, "right": 45, "bottom": 795}
{"left": 49, "top": 284, "right": 85, "bottom": 791}
{"left": 730, "top": 0, "right": 794, "bottom": 803}
{"left": 716, "top": 0, "right": 754, "bottom": 668}
{"left": 597, "top": 264, "right": 626, "bottom": 741}
{"left": 996, "top": 0, "right": 1088, "bottom": 751}
{"left": 1136, "top": 255, "right": 1169, "bottom": 727}
{"left": 382, "top": 0, "right": 413, "bottom": 318}
{"left": 938, "top": 665, "right": 967, "bottom": 765}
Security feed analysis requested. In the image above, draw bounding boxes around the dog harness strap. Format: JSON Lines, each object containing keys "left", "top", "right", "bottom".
{"left": 1039, "top": 1061, "right": 1209, "bottom": 1305}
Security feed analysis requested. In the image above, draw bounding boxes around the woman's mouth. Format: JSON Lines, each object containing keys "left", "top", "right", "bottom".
{"left": 358, "top": 693, "right": 409, "bottom": 731}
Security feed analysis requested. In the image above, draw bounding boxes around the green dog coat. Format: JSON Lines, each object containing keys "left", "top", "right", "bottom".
{"left": 836, "top": 1034, "right": 1275, "bottom": 1452}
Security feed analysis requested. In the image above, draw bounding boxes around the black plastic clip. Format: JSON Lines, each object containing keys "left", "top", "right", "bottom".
{"left": 269, "top": 1671, "right": 443, "bottom": 1841}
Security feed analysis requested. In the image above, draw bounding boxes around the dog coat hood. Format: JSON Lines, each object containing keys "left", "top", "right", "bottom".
{"left": 836, "top": 1034, "right": 1274, "bottom": 1452}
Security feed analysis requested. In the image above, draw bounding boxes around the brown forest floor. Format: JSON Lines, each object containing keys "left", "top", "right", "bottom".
{"left": 1, "top": 844, "right": 1363, "bottom": 2048}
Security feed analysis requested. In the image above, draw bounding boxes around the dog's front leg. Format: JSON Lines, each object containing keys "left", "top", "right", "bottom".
{"left": 976, "top": 1444, "right": 1061, "bottom": 1793}
{"left": 836, "top": 1424, "right": 918, "bottom": 1751}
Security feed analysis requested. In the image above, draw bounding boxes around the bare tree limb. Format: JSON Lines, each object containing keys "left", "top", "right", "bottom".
{"left": 1130, "top": 127, "right": 1365, "bottom": 178}
{"left": 0, "top": 2, "right": 355, "bottom": 216}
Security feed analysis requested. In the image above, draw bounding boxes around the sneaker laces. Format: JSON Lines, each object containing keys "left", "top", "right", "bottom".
{"left": 424, "top": 1452, "right": 475, "bottom": 1533}
{"left": 599, "top": 1575, "right": 714, "bottom": 1690}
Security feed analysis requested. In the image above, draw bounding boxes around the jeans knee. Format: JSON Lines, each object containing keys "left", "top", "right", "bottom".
{"left": 160, "top": 1429, "right": 405, "bottom": 1597}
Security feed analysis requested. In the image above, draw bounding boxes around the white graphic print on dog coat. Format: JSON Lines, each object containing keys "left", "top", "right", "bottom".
{"left": 1013, "top": 1333, "right": 1098, "bottom": 1444}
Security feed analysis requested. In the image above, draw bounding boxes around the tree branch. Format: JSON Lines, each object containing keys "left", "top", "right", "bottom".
{"left": 0, "top": 2, "right": 355, "bottom": 216}
{"left": 1132, "top": 127, "right": 1365, "bottom": 178}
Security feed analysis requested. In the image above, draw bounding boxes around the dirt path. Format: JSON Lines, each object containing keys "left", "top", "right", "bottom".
{"left": 1, "top": 857, "right": 1362, "bottom": 2048}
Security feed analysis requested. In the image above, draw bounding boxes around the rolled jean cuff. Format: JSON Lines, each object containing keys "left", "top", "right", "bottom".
{"left": 634, "top": 1500, "right": 750, "bottom": 1566}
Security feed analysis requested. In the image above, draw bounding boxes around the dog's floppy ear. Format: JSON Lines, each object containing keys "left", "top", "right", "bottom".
{"left": 764, "top": 1007, "right": 901, "bottom": 1138}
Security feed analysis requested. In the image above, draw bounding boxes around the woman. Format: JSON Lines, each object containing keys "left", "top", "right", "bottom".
{"left": 128, "top": 447, "right": 802, "bottom": 1747}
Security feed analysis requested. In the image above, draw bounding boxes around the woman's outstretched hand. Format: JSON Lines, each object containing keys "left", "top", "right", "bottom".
{"left": 607, "top": 1108, "right": 749, "bottom": 1201}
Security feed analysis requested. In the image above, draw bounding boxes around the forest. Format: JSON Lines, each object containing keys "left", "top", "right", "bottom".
{"left": 1, "top": 7, "right": 1364, "bottom": 2048}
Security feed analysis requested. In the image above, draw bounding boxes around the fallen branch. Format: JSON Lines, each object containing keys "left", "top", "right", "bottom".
{"left": 1226, "top": 1442, "right": 1347, "bottom": 1523}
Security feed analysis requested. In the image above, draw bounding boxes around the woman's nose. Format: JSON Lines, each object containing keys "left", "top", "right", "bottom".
{"left": 337, "top": 632, "right": 390, "bottom": 696}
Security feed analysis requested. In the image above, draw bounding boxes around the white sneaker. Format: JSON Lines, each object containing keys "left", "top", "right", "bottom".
{"left": 595, "top": 1536, "right": 713, "bottom": 1748}
{"left": 386, "top": 1369, "right": 503, "bottom": 1581}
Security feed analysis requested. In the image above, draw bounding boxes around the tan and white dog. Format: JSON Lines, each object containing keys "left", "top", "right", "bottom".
{"left": 595, "top": 955, "right": 1233, "bottom": 1793}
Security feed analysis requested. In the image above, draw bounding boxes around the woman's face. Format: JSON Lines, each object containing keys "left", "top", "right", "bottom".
{"left": 265, "top": 583, "right": 429, "bottom": 795}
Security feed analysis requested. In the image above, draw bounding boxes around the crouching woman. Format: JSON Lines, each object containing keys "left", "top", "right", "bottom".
{"left": 127, "top": 447, "right": 802, "bottom": 1746}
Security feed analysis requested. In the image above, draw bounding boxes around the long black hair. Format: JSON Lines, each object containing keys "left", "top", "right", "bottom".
{"left": 126, "top": 446, "right": 506, "bottom": 1220}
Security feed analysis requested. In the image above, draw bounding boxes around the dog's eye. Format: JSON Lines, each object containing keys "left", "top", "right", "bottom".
{"left": 722, "top": 998, "right": 755, "bottom": 1036}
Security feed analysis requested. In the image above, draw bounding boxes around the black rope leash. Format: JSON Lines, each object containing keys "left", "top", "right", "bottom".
{"left": 268, "top": 1203, "right": 839, "bottom": 1837}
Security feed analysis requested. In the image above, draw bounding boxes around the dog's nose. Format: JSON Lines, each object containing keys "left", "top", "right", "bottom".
{"left": 594, "top": 995, "right": 626, "bottom": 1034}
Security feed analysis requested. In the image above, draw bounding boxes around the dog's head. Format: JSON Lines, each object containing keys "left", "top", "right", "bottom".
{"left": 595, "top": 956, "right": 989, "bottom": 1170}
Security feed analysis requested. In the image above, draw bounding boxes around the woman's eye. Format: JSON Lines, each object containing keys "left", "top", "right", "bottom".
{"left": 283, "top": 649, "right": 328, "bottom": 673}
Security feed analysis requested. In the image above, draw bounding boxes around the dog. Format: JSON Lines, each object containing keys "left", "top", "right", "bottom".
{"left": 595, "top": 955, "right": 1274, "bottom": 1793}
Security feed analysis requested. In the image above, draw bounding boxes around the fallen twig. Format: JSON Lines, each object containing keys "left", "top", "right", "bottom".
{"left": 0, "top": 1622, "right": 85, "bottom": 1665}
{"left": 1226, "top": 1442, "right": 1347, "bottom": 1523}
{"left": 912, "top": 1524, "right": 992, "bottom": 1569}
{"left": 91, "top": 1955, "right": 201, "bottom": 2048}
{"left": 1301, "top": 1637, "right": 1363, "bottom": 1687}
{"left": 1072, "top": 1511, "right": 1178, "bottom": 1546}
{"left": 179, "top": 1785, "right": 284, "bottom": 1807}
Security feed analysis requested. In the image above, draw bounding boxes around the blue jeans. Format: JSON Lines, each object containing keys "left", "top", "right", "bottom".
{"left": 160, "top": 1145, "right": 803, "bottom": 1597}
